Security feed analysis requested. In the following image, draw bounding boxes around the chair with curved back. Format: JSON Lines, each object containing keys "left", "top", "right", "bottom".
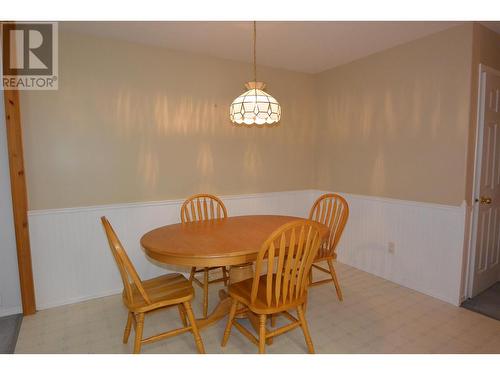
{"left": 101, "top": 216, "right": 205, "bottom": 354}
{"left": 221, "top": 220, "right": 323, "bottom": 354}
{"left": 180, "top": 193, "right": 230, "bottom": 318}
{"left": 308, "top": 193, "right": 349, "bottom": 301}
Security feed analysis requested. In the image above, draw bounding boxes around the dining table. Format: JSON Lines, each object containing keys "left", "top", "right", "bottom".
{"left": 140, "top": 214, "right": 329, "bottom": 330}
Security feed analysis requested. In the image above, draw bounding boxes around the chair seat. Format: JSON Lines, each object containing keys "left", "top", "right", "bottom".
{"left": 125, "top": 273, "right": 194, "bottom": 313}
{"left": 229, "top": 275, "right": 307, "bottom": 315}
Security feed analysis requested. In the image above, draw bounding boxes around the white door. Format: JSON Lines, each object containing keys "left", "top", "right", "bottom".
{"left": 470, "top": 67, "right": 500, "bottom": 297}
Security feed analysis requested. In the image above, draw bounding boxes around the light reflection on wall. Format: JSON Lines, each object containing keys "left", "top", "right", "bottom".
{"left": 243, "top": 143, "right": 262, "bottom": 178}
{"left": 197, "top": 143, "right": 214, "bottom": 176}
{"left": 21, "top": 31, "right": 319, "bottom": 209}
{"left": 370, "top": 151, "right": 386, "bottom": 195}
{"left": 138, "top": 149, "right": 159, "bottom": 191}
{"left": 110, "top": 83, "right": 318, "bottom": 196}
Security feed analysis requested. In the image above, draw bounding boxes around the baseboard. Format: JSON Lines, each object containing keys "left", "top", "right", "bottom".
{"left": 35, "top": 271, "right": 190, "bottom": 310}
{"left": 36, "top": 288, "right": 122, "bottom": 311}
{"left": 0, "top": 306, "right": 22, "bottom": 318}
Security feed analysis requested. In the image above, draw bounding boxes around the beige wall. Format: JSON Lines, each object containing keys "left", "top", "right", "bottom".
{"left": 465, "top": 24, "right": 500, "bottom": 204}
{"left": 460, "top": 23, "right": 500, "bottom": 298}
{"left": 314, "top": 24, "right": 473, "bottom": 205}
{"left": 20, "top": 32, "right": 318, "bottom": 210}
{"left": 21, "top": 24, "right": 482, "bottom": 210}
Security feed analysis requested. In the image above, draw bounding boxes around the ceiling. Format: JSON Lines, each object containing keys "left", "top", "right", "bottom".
{"left": 61, "top": 21, "right": 499, "bottom": 74}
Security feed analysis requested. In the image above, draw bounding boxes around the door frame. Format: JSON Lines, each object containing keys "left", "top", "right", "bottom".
{"left": 465, "top": 63, "right": 500, "bottom": 298}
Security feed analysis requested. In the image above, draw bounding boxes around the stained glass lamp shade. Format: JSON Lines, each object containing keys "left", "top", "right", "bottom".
{"left": 230, "top": 81, "right": 281, "bottom": 125}
{"left": 230, "top": 21, "right": 281, "bottom": 126}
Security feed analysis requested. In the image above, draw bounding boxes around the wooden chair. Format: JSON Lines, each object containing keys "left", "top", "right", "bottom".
{"left": 101, "top": 217, "right": 205, "bottom": 354}
{"left": 308, "top": 193, "right": 349, "bottom": 301}
{"left": 181, "top": 193, "right": 230, "bottom": 318}
{"left": 221, "top": 220, "right": 323, "bottom": 354}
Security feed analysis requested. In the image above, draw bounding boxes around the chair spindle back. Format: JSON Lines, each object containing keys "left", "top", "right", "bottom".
{"left": 251, "top": 220, "right": 322, "bottom": 308}
{"left": 101, "top": 217, "right": 151, "bottom": 305}
{"left": 180, "top": 194, "right": 228, "bottom": 223}
{"left": 308, "top": 194, "right": 349, "bottom": 259}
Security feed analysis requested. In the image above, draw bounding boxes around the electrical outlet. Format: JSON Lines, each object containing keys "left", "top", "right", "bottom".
{"left": 388, "top": 241, "right": 395, "bottom": 254}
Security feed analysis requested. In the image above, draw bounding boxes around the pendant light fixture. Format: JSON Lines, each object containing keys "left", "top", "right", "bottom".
{"left": 230, "top": 21, "right": 281, "bottom": 125}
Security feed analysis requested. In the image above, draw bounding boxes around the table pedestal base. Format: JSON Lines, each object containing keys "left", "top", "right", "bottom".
{"left": 192, "top": 263, "right": 274, "bottom": 346}
{"left": 196, "top": 291, "right": 233, "bottom": 330}
{"left": 195, "top": 262, "right": 256, "bottom": 330}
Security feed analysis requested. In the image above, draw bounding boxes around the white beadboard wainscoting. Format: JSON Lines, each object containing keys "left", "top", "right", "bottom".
{"left": 27, "top": 190, "right": 467, "bottom": 310}
{"left": 330, "top": 192, "right": 467, "bottom": 306}
{"left": 27, "top": 190, "right": 317, "bottom": 310}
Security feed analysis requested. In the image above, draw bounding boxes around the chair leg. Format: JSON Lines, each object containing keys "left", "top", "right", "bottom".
{"left": 267, "top": 314, "right": 276, "bottom": 345}
{"left": 183, "top": 301, "right": 205, "bottom": 354}
{"left": 189, "top": 267, "right": 196, "bottom": 281}
{"left": 203, "top": 267, "right": 209, "bottom": 318}
{"left": 297, "top": 305, "right": 314, "bottom": 354}
{"left": 221, "top": 299, "right": 238, "bottom": 347}
{"left": 133, "top": 313, "right": 144, "bottom": 354}
{"left": 222, "top": 266, "right": 228, "bottom": 286}
{"left": 178, "top": 304, "right": 187, "bottom": 327}
{"left": 327, "top": 259, "right": 343, "bottom": 301}
{"left": 258, "top": 314, "right": 267, "bottom": 354}
{"left": 123, "top": 312, "right": 133, "bottom": 344}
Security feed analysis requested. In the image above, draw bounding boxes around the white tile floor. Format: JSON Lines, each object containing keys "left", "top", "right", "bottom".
{"left": 15, "top": 263, "right": 500, "bottom": 354}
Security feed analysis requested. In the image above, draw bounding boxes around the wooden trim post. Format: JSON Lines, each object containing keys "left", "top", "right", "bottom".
{"left": 3, "top": 89, "right": 36, "bottom": 316}
{"left": 2, "top": 22, "right": 36, "bottom": 315}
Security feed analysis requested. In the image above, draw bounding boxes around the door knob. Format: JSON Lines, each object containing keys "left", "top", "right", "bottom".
{"left": 480, "top": 196, "right": 492, "bottom": 204}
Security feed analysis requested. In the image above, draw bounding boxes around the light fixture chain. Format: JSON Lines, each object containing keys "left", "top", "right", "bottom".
{"left": 230, "top": 20, "right": 280, "bottom": 125}
{"left": 253, "top": 20, "right": 257, "bottom": 83}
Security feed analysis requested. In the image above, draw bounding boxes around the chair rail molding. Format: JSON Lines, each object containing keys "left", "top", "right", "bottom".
{"left": 27, "top": 189, "right": 466, "bottom": 310}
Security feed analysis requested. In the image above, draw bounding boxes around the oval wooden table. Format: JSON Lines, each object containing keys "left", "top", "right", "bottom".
{"left": 140, "top": 215, "right": 328, "bottom": 330}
